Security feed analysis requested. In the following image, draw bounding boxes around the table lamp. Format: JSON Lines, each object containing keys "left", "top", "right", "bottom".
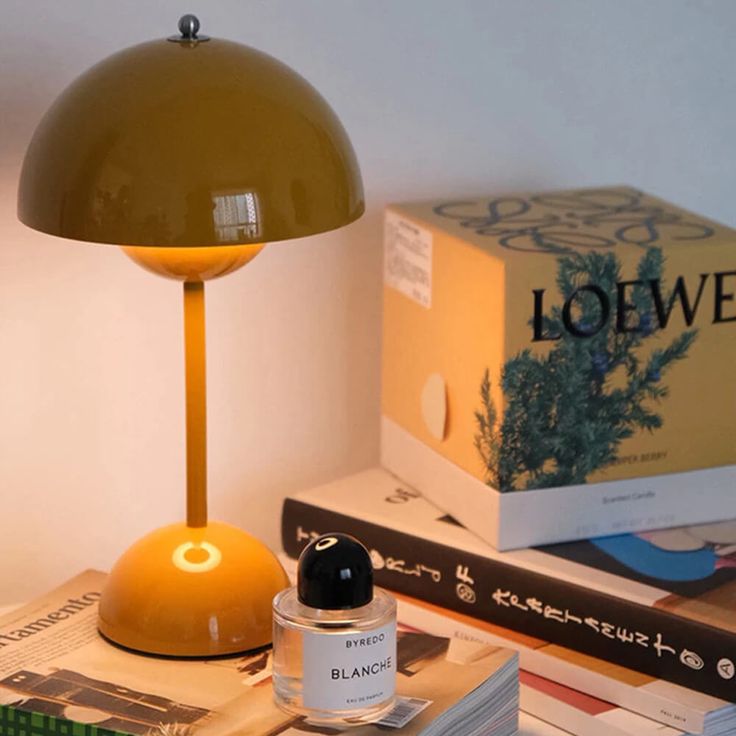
{"left": 17, "top": 15, "right": 364, "bottom": 657}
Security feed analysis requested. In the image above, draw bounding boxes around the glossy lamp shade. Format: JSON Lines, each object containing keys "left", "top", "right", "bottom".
{"left": 18, "top": 35, "right": 364, "bottom": 247}
{"left": 17, "top": 17, "right": 364, "bottom": 657}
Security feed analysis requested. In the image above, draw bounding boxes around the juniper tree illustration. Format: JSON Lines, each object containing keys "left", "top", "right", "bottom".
{"left": 474, "top": 247, "right": 697, "bottom": 491}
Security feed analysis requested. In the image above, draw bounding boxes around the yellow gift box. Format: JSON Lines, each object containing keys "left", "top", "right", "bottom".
{"left": 381, "top": 186, "right": 736, "bottom": 548}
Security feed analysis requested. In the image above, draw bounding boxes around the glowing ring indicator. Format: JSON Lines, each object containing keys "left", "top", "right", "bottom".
{"left": 172, "top": 541, "right": 222, "bottom": 573}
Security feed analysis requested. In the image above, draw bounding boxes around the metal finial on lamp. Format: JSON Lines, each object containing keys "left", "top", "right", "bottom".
{"left": 17, "top": 15, "right": 364, "bottom": 657}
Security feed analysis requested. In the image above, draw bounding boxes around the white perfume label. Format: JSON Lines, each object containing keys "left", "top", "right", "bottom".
{"left": 302, "top": 621, "right": 397, "bottom": 711}
{"left": 384, "top": 212, "right": 433, "bottom": 308}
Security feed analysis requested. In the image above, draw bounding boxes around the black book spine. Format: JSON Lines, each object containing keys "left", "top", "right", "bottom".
{"left": 282, "top": 498, "right": 736, "bottom": 701}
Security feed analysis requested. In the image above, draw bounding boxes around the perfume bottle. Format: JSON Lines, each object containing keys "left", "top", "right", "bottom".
{"left": 272, "top": 533, "right": 397, "bottom": 725}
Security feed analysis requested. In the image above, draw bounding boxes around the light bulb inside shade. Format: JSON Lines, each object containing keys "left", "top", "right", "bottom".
{"left": 122, "top": 244, "right": 265, "bottom": 281}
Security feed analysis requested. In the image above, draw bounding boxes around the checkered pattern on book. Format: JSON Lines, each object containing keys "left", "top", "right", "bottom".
{"left": 0, "top": 706, "right": 126, "bottom": 736}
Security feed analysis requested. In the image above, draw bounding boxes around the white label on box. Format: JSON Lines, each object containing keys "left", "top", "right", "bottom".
{"left": 302, "top": 621, "right": 397, "bottom": 711}
{"left": 384, "top": 212, "right": 433, "bottom": 308}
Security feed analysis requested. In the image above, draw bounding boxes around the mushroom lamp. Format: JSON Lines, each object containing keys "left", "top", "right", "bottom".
{"left": 17, "top": 15, "right": 364, "bottom": 657}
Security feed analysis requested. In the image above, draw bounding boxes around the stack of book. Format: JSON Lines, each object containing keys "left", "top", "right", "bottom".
{"left": 280, "top": 186, "right": 734, "bottom": 734}
{"left": 280, "top": 468, "right": 736, "bottom": 736}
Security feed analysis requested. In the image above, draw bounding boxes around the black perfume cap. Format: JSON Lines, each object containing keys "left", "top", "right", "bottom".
{"left": 297, "top": 533, "right": 373, "bottom": 610}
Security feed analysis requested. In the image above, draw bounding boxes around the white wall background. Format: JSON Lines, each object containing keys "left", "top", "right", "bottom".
{"left": 1, "top": 0, "right": 735, "bottom": 602}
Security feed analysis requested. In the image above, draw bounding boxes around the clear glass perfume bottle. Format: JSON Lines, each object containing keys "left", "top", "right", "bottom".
{"left": 272, "top": 533, "right": 397, "bottom": 726}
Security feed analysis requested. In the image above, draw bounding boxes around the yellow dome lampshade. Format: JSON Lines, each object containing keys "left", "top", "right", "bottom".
{"left": 18, "top": 14, "right": 364, "bottom": 249}
{"left": 17, "top": 15, "right": 364, "bottom": 657}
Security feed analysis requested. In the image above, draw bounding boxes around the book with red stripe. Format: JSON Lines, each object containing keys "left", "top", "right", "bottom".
{"left": 281, "top": 467, "right": 736, "bottom": 703}
{"left": 519, "top": 671, "right": 694, "bottom": 736}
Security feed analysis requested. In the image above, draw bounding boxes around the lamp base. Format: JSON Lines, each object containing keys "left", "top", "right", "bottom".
{"left": 98, "top": 521, "right": 289, "bottom": 657}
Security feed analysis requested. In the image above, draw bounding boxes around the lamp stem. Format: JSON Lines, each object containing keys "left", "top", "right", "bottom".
{"left": 183, "top": 280, "right": 207, "bottom": 528}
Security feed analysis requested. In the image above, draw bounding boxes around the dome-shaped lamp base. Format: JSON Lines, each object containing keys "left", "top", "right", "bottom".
{"left": 98, "top": 521, "right": 289, "bottom": 657}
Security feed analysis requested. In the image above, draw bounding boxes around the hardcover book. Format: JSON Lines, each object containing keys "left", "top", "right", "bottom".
{"left": 281, "top": 468, "right": 736, "bottom": 702}
{"left": 0, "top": 571, "right": 518, "bottom": 736}
{"left": 278, "top": 555, "right": 735, "bottom": 735}
{"left": 381, "top": 185, "right": 736, "bottom": 548}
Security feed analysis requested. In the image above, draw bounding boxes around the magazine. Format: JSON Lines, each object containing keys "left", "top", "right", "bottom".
{"left": 0, "top": 571, "right": 518, "bottom": 736}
